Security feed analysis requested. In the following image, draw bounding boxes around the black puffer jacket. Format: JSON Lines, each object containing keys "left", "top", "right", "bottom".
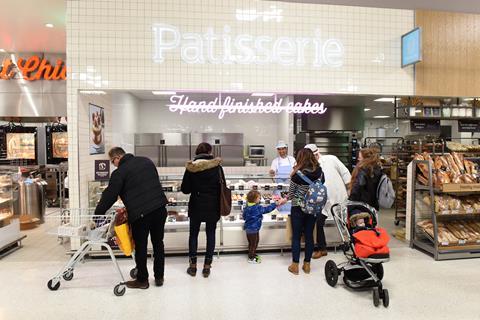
{"left": 94, "top": 154, "right": 168, "bottom": 223}
{"left": 349, "top": 166, "right": 383, "bottom": 210}
{"left": 181, "top": 154, "right": 222, "bottom": 223}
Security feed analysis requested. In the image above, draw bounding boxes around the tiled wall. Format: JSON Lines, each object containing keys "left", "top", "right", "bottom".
{"left": 66, "top": 0, "right": 415, "bottom": 207}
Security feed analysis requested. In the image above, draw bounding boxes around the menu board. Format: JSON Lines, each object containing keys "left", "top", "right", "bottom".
{"left": 6, "top": 133, "right": 36, "bottom": 160}
{"left": 52, "top": 132, "right": 68, "bottom": 158}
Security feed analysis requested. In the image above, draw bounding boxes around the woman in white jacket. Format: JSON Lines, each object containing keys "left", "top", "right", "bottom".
{"left": 304, "top": 144, "right": 351, "bottom": 259}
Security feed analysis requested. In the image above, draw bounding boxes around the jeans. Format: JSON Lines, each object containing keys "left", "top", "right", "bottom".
{"left": 290, "top": 206, "right": 316, "bottom": 263}
{"left": 189, "top": 218, "right": 217, "bottom": 263}
{"left": 246, "top": 232, "right": 260, "bottom": 259}
{"left": 315, "top": 214, "right": 327, "bottom": 251}
{"left": 130, "top": 207, "right": 167, "bottom": 282}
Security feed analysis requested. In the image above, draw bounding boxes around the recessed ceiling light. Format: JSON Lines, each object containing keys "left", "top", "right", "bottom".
{"left": 152, "top": 91, "right": 176, "bottom": 95}
{"left": 463, "top": 98, "right": 476, "bottom": 101}
{"left": 251, "top": 92, "right": 275, "bottom": 97}
{"left": 373, "top": 115, "right": 391, "bottom": 119}
{"left": 0, "top": 49, "right": 5, "bottom": 52}
{"left": 45, "top": 23, "right": 54, "bottom": 28}
{"left": 79, "top": 90, "right": 106, "bottom": 95}
{"left": 415, "top": 109, "right": 422, "bottom": 113}
{"left": 374, "top": 98, "right": 400, "bottom": 103}
{"left": 364, "top": 108, "right": 371, "bottom": 111}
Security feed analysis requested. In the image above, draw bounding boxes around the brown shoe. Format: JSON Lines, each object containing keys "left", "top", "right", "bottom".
{"left": 312, "top": 250, "right": 328, "bottom": 259}
{"left": 126, "top": 279, "right": 149, "bottom": 289}
{"left": 288, "top": 262, "right": 299, "bottom": 275}
{"left": 302, "top": 262, "right": 311, "bottom": 274}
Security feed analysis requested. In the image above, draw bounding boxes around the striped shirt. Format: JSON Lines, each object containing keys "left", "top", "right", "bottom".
{"left": 288, "top": 167, "right": 325, "bottom": 207}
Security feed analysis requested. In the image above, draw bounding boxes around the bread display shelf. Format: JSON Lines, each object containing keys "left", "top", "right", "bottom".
{"left": 441, "top": 183, "right": 480, "bottom": 192}
{"left": 412, "top": 158, "right": 480, "bottom": 260}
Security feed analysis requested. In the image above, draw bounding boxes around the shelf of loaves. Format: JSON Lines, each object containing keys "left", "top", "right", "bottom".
{"left": 417, "top": 219, "right": 480, "bottom": 247}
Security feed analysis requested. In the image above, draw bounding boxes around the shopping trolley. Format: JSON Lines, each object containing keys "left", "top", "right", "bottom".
{"left": 46, "top": 208, "right": 135, "bottom": 296}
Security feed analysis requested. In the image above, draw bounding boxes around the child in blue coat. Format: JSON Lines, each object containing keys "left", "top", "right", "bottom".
{"left": 243, "top": 190, "right": 287, "bottom": 263}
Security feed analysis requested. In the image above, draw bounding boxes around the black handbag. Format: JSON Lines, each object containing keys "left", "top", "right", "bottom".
{"left": 218, "top": 167, "right": 232, "bottom": 216}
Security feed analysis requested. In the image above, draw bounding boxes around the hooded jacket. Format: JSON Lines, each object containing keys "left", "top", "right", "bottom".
{"left": 181, "top": 154, "right": 223, "bottom": 223}
{"left": 349, "top": 166, "right": 383, "bottom": 210}
{"left": 94, "top": 154, "right": 168, "bottom": 223}
{"left": 243, "top": 203, "right": 277, "bottom": 233}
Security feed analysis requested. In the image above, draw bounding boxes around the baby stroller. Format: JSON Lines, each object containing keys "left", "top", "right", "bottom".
{"left": 324, "top": 201, "right": 390, "bottom": 308}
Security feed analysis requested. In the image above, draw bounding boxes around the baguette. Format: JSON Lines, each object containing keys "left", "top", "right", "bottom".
{"left": 452, "top": 152, "right": 465, "bottom": 172}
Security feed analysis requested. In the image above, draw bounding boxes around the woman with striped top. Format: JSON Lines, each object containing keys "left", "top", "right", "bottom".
{"left": 287, "top": 148, "right": 325, "bottom": 275}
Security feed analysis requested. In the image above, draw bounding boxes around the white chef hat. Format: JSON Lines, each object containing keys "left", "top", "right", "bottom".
{"left": 304, "top": 144, "right": 320, "bottom": 155}
{"left": 276, "top": 140, "right": 288, "bottom": 149}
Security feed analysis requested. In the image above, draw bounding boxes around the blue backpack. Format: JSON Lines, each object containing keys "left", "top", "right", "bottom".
{"left": 295, "top": 171, "right": 328, "bottom": 217}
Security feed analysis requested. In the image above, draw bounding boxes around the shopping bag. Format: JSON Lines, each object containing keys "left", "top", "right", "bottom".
{"left": 285, "top": 215, "right": 311, "bottom": 244}
{"left": 114, "top": 208, "right": 134, "bottom": 256}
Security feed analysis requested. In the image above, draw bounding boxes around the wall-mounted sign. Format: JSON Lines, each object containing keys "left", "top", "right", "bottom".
{"left": 89, "top": 103, "right": 105, "bottom": 155}
{"left": 410, "top": 119, "right": 440, "bottom": 132}
{"left": 6, "top": 133, "right": 36, "bottom": 159}
{"left": 94, "top": 160, "right": 110, "bottom": 181}
{"left": 0, "top": 56, "right": 66, "bottom": 80}
{"left": 153, "top": 23, "right": 344, "bottom": 68}
{"left": 167, "top": 94, "right": 327, "bottom": 119}
{"left": 458, "top": 120, "right": 480, "bottom": 133}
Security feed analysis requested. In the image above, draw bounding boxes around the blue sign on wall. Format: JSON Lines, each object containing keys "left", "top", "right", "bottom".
{"left": 402, "top": 28, "right": 422, "bottom": 67}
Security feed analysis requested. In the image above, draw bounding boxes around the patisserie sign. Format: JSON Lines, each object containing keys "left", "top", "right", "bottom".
{"left": 153, "top": 23, "right": 344, "bottom": 68}
{"left": 167, "top": 94, "right": 327, "bottom": 119}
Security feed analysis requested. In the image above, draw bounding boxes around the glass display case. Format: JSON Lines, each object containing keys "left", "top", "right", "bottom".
{"left": 86, "top": 174, "right": 343, "bottom": 254}
{"left": 0, "top": 173, "right": 24, "bottom": 257}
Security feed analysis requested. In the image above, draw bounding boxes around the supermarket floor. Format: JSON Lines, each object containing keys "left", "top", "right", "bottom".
{"left": 1, "top": 210, "right": 479, "bottom": 320}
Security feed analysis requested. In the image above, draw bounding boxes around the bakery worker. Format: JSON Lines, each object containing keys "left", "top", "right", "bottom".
{"left": 269, "top": 140, "right": 296, "bottom": 184}
{"left": 304, "top": 144, "right": 351, "bottom": 259}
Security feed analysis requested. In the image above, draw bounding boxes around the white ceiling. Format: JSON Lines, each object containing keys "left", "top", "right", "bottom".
{"left": 0, "top": 0, "right": 65, "bottom": 53}
{"left": 276, "top": 0, "right": 480, "bottom": 14}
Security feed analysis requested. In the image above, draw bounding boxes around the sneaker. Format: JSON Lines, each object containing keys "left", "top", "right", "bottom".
{"left": 255, "top": 255, "right": 262, "bottom": 262}
{"left": 125, "top": 279, "right": 149, "bottom": 289}
{"left": 248, "top": 256, "right": 261, "bottom": 264}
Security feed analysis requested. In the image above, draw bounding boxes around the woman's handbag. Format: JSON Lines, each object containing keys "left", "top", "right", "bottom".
{"left": 219, "top": 167, "right": 232, "bottom": 216}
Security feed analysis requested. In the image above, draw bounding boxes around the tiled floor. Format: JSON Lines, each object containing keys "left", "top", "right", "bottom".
{"left": 1, "top": 210, "right": 479, "bottom": 320}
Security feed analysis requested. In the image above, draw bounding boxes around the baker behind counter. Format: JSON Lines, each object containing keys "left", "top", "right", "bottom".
{"left": 269, "top": 140, "right": 296, "bottom": 184}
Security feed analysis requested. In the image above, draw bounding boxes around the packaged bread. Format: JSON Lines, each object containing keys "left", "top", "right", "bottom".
{"left": 448, "top": 197, "right": 462, "bottom": 211}
{"left": 434, "top": 195, "right": 449, "bottom": 212}
{"left": 452, "top": 152, "right": 465, "bottom": 172}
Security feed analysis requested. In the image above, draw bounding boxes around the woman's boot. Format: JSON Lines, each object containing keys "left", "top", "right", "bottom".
{"left": 187, "top": 257, "right": 197, "bottom": 277}
{"left": 202, "top": 257, "right": 213, "bottom": 278}
{"left": 288, "top": 262, "right": 299, "bottom": 275}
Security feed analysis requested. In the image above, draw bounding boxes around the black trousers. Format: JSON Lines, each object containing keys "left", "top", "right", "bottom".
{"left": 130, "top": 207, "right": 167, "bottom": 282}
{"left": 246, "top": 232, "right": 260, "bottom": 259}
{"left": 189, "top": 218, "right": 217, "bottom": 262}
{"left": 315, "top": 214, "right": 327, "bottom": 251}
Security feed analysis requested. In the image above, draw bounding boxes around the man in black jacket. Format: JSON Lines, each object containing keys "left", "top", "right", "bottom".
{"left": 95, "top": 147, "right": 168, "bottom": 289}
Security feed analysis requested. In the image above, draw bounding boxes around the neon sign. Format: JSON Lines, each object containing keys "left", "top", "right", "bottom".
{"left": 152, "top": 23, "right": 344, "bottom": 68}
{"left": 0, "top": 56, "right": 66, "bottom": 80}
{"left": 167, "top": 94, "right": 328, "bottom": 119}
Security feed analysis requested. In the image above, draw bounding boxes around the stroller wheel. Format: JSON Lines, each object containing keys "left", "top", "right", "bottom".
{"left": 382, "top": 289, "right": 389, "bottom": 308}
{"left": 372, "top": 288, "right": 380, "bottom": 307}
{"left": 324, "top": 260, "right": 339, "bottom": 287}
{"left": 47, "top": 279, "right": 61, "bottom": 291}
{"left": 372, "top": 264, "right": 384, "bottom": 280}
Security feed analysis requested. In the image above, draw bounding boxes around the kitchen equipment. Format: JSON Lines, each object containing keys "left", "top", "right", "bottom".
{"left": 135, "top": 133, "right": 191, "bottom": 167}
{"left": 13, "top": 177, "right": 47, "bottom": 225}
{"left": 248, "top": 145, "right": 265, "bottom": 158}
{"left": 191, "top": 133, "right": 244, "bottom": 166}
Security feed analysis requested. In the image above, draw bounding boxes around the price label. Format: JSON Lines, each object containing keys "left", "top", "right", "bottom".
{"left": 265, "top": 200, "right": 271, "bottom": 204}
{"left": 441, "top": 241, "right": 449, "bottom": 246}
{"left": 277, "top": 185, "right": 283, "bottom": 190}
{"left": 229, "top": 185, "right": 235, "bottom": 190}
{"left": 441, "top": 210, "right": 450, "bottom": 215}
{"left": 238, "top": 200, "right": 244, "bottom": 205}
{"left": 466, "top": 208, "right": 474, "bottom": 214}
{"left": 239, "top": 185, "right": 245, "bottom": 191}
{"left": 459, "top": 240, "right": 467, "bottom": 245}
{"left": 451, "top": 210, "right": 460, "bottom": 215}
{"left": 264, "top": 185, "right": 271, "bottom": 191}
{"left": 252, "top": 185, "right": 258, "bottom": 190}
